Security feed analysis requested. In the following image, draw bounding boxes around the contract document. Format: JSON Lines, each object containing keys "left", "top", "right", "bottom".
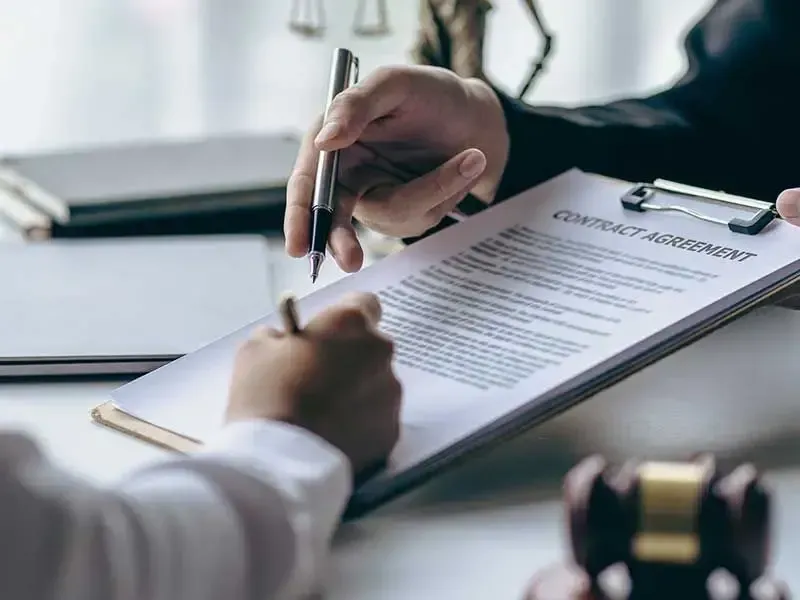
{"left": 102, "top": 169, "right": 800, "bottom": 516}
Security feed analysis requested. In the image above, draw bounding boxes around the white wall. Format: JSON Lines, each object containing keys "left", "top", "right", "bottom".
{"left": 0, "top": 0, "right": 714, "bottom": 153}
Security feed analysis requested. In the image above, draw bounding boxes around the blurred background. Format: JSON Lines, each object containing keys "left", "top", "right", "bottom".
{"left": 0, "top": 0, "right": 713, "bottom": 155}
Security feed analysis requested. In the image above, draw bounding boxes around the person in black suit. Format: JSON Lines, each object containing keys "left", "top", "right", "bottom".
{"left": 284, "top": 0, "right": 800, "bottom": 271}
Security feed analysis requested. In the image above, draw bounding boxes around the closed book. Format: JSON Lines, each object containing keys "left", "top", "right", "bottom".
{"left": 0, "top": 235, "right": 274, "bottom": 378}
{"left": 0, "top": 132, "right": 299, "bottom": 239}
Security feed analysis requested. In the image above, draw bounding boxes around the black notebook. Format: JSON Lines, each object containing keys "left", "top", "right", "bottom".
{"left": 0, "top": 132, "right": 300, "bottom": 239}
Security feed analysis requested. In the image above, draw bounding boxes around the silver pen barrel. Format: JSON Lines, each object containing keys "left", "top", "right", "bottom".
{"left": 311, "top": 48, "right": 358, "bottom": 214}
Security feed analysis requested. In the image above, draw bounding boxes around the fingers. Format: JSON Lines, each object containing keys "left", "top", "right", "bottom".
{"left": 286, "top": 136, "right": 373, "bottom": 268}
{"left": 777, "top": 188, "right": 800, "bottom": 227}
{"left": 284, "top": 117, "right": 323, "bottom": 257}
{"left": 237, "top": 324, "right": 282, "bottom": 357}
{"left": 329, "top": 218, "right": 364, "bottom": 273}
{"left": 324, "top": 157, "right": 365, "bottom": 272}
{"left": 315, "top": 67, "right": 411, "bottom": 151}
{"left": 250, "top": 324, "right": 281, "bottom": 339}
{"left": 354, "top": 148, "right": 486, "bottom": 236}
{"left": 337, "top": 291, "right": 383, "bottom": 325}
{"left": 306, "top": 291, "right": 383, "bottom": 335}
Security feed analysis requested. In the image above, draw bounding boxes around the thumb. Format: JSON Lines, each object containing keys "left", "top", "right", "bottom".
{"left": 354, "top": 148, "right": 487, "bottom": 238}
{"left": 395, "top": 148, "right": 487, "bottom": 210}
{"left": 777, "top": 188, "right": 800, "bottom": 226}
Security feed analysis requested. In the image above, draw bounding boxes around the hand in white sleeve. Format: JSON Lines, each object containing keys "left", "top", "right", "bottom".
{"left": 0, "top": 291, "right": 401, "bottom": 600}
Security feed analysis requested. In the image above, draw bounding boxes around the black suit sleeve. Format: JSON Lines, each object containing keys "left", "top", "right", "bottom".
{"left": 495, "top": 0, "right": 800, "bottom": 205}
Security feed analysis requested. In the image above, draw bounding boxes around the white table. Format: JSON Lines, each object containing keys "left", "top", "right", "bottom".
{"left": 2, "top": 222, "right": 800, "bottom": 598}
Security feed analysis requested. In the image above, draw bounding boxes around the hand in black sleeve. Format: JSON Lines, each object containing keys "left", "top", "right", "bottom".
{"left": 493, "top": 0, "right": 800, "bottom": 205}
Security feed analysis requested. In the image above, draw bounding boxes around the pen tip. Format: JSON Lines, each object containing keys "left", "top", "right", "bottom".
{"left": 308, "top": 252, "right": 323, "bottom": 284}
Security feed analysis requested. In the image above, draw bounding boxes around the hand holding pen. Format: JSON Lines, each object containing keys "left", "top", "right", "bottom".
{"left": 283, "top": 61, "right": 503, "bottom": 276}
{"left": 228, "top": 291, "right": 402, "bottom": 477}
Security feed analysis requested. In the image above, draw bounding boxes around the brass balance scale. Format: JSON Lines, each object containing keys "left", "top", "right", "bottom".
{"left": 288, "top": 0, "right": 390, "bottom": 38}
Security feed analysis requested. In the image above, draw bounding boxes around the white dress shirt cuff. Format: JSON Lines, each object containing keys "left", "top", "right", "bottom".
{"left": 198, "top": 419, "right": 352, "bottom": 598}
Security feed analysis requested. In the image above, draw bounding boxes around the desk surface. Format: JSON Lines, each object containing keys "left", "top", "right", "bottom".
{"left": 2, "top": 223, "right": 800, "bottom": 598}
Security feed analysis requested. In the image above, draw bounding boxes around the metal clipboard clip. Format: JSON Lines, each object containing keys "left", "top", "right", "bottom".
{"left": 620, "top": 179, "right": 777, "bottom": 235}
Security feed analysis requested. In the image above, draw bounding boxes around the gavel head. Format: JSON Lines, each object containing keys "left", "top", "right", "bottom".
{"left": 563, "top": 454, "right": 771, "bottom": 588}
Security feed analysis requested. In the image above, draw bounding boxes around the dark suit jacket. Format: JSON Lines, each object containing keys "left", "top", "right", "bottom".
{"left": 494, "top": 0, "right": 800, "bottom": 205}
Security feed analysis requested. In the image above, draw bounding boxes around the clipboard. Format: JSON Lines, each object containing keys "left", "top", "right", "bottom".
{"left": 90, "top": 176, "right": 800, "bottom": 519}
{"left": 91, "top": 401, "right": 199, "bottom": 454}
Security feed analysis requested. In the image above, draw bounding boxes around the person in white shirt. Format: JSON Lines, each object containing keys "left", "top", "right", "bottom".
{"left": 0, "top": 290, "right": 401, "bottom": 600}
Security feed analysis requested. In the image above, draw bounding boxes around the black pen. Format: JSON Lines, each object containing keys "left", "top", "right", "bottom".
{"left": 308, "top": 47, "right": 360, "bottom": 283}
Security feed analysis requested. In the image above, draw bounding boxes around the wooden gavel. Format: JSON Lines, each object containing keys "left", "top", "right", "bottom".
{"left": 525, "top": 455, "right": 790, "bottom": 600}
